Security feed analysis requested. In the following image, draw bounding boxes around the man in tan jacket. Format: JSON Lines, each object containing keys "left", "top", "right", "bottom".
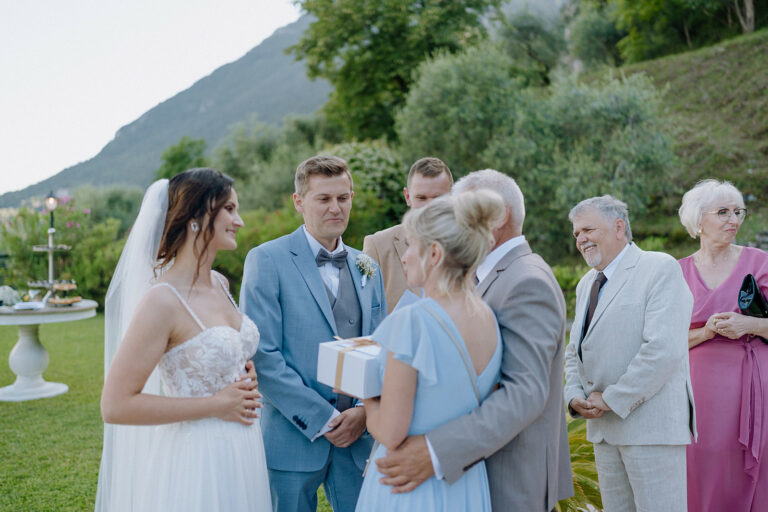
{"left": 363, "top": 157, "right": 453, "bottom": 312}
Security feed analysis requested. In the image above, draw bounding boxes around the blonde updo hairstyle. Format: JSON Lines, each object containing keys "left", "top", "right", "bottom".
{"left": 403, "top": 189, "right": 506, "bottom": 299}
{"left": 678, "top": 179, "right": 744, "bottom": 238}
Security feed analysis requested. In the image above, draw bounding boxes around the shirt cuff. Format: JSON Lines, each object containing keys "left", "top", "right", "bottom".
{"left": 425, "top": 436, "right": 444, "bottom": 480}
{"left": 312, "top": 409, "right": 341, "bottom": 441}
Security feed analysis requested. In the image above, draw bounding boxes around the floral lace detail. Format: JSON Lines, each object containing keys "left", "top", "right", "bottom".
{"left": 158, "top": 316, "right": 260, "bottom": 397}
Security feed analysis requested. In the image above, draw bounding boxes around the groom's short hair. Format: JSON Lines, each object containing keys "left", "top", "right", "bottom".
{"left": 294, "top": 155, "right": 354, "bottom": 196}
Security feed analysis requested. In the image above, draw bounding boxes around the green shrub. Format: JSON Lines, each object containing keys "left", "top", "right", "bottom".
{"left": 484, "top": 73, "right": 677, "bottom": 261}
{"left": 0, "top": 201, "right": 124, "bottom": 308}
{"left": 397, "top": 42, "right": 676, "bottom": 263}
{"left": 395, "top": 44, "right": 525, "bottom": 176}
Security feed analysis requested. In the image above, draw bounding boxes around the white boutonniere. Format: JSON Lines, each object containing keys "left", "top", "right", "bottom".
{"left": 356, "top": 254, "right": 377, "bottom": 288}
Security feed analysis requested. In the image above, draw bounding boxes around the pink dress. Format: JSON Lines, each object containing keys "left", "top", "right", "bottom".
{"left": 680, "top": 246, "right": 768, "bottom": 512}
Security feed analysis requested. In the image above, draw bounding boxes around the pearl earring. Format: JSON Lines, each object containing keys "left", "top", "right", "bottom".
{"left": 190, "top": 222, "right": 199, "bottom": 232}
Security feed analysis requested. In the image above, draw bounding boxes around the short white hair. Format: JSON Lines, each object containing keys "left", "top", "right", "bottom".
{"left": 452, "top": 169, "right": 525, "bottom": 233}
{"left": 569, "top": 195, "right": 633, "bottom": 241}
{"left": 678, "top": 179, "right": 744, "bottom": 238}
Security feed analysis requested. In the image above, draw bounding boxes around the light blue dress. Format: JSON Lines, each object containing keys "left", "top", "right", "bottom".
{"left": 355, "top": 298, "right": 502, "bottom": 512}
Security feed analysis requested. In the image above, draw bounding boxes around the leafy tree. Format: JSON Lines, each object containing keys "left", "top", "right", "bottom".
{"left": 154, "top": 136, "right": 210, "bottom": 180}
{"left": 734, "top": 0, "right": 757, "bottom": 32}
{"left": 568, "top": 3, "right": 626, "bottom": 67}
{"left": 496, "top": 10, "right": 566, "bottom": 85}
{"left": 566, "top": 0, "right": 766, "bottom": 64}
{"left": 290, "top": 0, "right": 499, "bottom": 140}
{"left": 395, "top": 43, "right": 525, "bottom": 176}
{"left": 610, "top": 0, "right": 764, "bottom": 62}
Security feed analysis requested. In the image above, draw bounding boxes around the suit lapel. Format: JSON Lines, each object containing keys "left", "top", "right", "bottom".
{"left": 477, "top": 242, "right": 532, "bottom": 297}
{"left": 347, "top": 251, "right": 372, "bottom": 333}
{"left": 575, "top": 270, "right": 595, "bottom": 342}
{"left": 584, "top": 244, "right": 640, "bottom": 338}
{"left": 392, "top": 227, "right": 408, "bottom": 274}
{"left": 288, "top": 229, "right": 337, "bottom": 334}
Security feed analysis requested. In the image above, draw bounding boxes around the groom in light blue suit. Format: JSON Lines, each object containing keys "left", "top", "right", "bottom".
{"left": 241, "top": 155, "right": 386, "bottom": 512}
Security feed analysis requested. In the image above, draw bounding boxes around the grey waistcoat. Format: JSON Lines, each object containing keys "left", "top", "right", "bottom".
{"left": 324, "top": 262, "right": 362, "bottom": 411}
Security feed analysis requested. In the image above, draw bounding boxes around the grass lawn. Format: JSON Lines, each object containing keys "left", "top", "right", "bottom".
{"left": 0, "top": 314, "right": 332, "bottom": 511}
{"left": 0, "top": 314, "right": 597, "bottom": 511}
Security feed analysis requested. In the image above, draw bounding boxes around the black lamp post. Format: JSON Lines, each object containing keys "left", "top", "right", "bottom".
{"left": 43, "top": 191, "right": 59, "bottom": 284}
{"left": 44, "top": 191, "right": 58, "bottom": 229}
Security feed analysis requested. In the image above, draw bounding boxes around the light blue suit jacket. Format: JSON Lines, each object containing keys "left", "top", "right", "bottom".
{"left": 241, "top": 227, "right": 386, "bottom": 472}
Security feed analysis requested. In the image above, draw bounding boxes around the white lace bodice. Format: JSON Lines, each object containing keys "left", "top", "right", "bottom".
{"left": 152, "top": 278, "right": 260, "bottom": 398}
{"left": 158, "top": 316, "right": 260, "bottom": 397}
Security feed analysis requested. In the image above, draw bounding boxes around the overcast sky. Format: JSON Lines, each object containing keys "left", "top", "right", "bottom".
{"left": 0, "top": 0, "right": 301, "bottom": 196}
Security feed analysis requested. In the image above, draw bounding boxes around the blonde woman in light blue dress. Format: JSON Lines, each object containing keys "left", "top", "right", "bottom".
{"left": 356, "top": 190, "right": 505, "bottom": 512}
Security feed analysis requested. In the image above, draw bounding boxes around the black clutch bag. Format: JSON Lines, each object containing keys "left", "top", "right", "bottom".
{"left": 738, "top": 274, "right": 768, "bottom": 345}
{"left": 739, "top": 274, "right": 768, "bottom": 318}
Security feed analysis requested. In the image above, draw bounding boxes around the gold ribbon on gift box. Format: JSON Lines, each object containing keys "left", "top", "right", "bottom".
{"left": 333, "top": 336, "right": 378, "bottom": 390}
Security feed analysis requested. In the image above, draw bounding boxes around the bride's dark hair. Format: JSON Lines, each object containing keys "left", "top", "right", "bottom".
{"left": 155, "top": 168, "right": 234, "bottom": 280}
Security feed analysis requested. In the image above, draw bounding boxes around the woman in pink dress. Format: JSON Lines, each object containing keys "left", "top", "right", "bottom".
{"left": 678, "top": 179, "right": 768, "bottom": 511}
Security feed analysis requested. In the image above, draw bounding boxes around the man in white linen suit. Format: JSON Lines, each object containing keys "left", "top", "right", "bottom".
{"left": 564, "top": 195, "right": 696, "bottom": 512}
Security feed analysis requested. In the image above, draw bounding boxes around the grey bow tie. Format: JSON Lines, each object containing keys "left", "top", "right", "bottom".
{"left": 316, "top": 249, "right": 347, "bottom": 269}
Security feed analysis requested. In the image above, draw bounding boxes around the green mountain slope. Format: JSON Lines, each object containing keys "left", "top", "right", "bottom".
{"left": 0, "top": 16, "right": 329, "bottom": 208}
{"left": 624, "top": 28, "right": 768, "bottom": 208}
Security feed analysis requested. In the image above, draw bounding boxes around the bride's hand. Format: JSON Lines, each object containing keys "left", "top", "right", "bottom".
{"left": 212, "top": 379, "right": 261, "bottom": 425}
{"left": 235, "top": 359, "right": 262, "bottom": 412}
{"left": 237, "top": 360, "right": 259, "bottom": 390}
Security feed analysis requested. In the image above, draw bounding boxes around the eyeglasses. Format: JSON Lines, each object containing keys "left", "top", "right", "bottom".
{"left": 704, "top": 207, "right": 747, "bottom": 221}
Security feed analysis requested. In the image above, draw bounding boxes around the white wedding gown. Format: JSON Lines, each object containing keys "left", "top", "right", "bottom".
{"left": 134, "top": 282, "right": 271, "bottom": 511}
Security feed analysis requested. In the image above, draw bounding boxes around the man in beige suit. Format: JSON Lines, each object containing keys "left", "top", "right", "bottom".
{"left": 363, "top": 157, "right": 453, "bottom": 312}
{"left": 565, "top": 195, "right": 695, "bottom": 512}
{"left": 372, "top": 170, "right": 574, "bottom": 512}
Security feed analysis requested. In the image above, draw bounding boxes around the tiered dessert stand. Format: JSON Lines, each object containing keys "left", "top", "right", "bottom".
{"left": 0, "top": 221, "right": 96, "bottom": 401}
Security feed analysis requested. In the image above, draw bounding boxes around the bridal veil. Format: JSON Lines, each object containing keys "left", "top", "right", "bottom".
{"left": 95, "top": 179, "right": 168, "bottom": 512}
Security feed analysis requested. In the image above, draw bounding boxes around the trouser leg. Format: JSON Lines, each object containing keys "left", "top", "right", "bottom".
{"left": 593, "top": 442, "right": 636, "bottom": 512}
{"left": 268, "top": 466, "right": 326, "bottom": 512}
{"left": 323, "top": 446, "right": 365, "bottom": 512}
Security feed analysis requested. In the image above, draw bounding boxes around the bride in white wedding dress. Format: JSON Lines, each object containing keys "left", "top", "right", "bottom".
{"left": 95, "top": 168, "right": 271, "bottom": 511}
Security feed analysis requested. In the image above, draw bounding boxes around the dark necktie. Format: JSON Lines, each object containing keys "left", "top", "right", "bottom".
{"left": 316, "top": 249, "right": 347, "bottom": 269}
{"left": 579, "top": 271, "right": 607, "bottom": 359}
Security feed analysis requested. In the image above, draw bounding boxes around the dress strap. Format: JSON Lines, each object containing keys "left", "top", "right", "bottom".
{"left": 152, "top": 282, "right": 206, "bottom": 331}
{"left": 212, "top": 272, "right": 239, "bottom": 310}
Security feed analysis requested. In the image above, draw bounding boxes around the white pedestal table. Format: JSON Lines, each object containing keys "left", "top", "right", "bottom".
{"left": 0, "top": 299, "right": 97, "bottom": 401}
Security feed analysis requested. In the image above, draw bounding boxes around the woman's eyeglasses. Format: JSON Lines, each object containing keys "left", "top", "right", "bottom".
{"left": 705, "top": 207, "right": 747, "bottom": 221}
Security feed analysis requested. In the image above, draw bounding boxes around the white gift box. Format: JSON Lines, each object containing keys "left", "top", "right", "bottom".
{"left": 317, "top": 337, "right": 382, "bottom": 399}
